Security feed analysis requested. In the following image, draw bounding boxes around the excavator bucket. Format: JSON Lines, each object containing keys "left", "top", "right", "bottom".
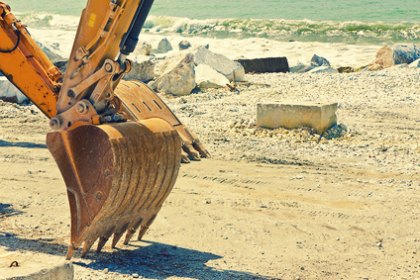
{"left": 116, "top": 80, "right": 210, "bottom": 162}
{"left": 47, "top": 118, "right": 181, "bottom": 259}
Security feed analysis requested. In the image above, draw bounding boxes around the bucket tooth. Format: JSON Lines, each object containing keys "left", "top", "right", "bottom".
{"left": 112, "top": 224, "right": 129, "bottom": 249}
{"left": 193, "top": 139, "right": 211, "bottom": 158}
{"left": 65, "top": 245, "right": 76, "bottom": 260}
{"left": 81, "top": 239, "right": 96, "bottom": 258}
{"left": 137, "top": 225, "right": 149, "bottom": 241}
{"left": 47, "top": 118, "right": 181, "bottom": 259}
{"left": 182, "top": 143, "right": 201, "bottom": 161}
{"left": 96, "top": 236, "right": 110, "bottom": 253}
{"left": 138, "top": 215, "right": 156, "bottom": 241}
{"left": 124, "top": 219, "right": 143, "bottom": 245}
{"left": 96, "top": 227, "right": 115, "bottom": 253}
{"left": 181, "top": 152, "right": 191, "bottom": 163}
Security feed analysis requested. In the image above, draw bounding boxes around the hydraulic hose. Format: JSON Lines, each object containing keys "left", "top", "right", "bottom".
{"left": 120, "top": 0, "right": 154, "bottom": 56}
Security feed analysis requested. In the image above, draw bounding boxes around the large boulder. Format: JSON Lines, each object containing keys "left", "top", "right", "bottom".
{"left": 35, "top": 40, "right": 64, "bottom": 62}
{"left": 393, "top": 44, "right": 420, "bottom": 64}
{"left": 311, "top": 54, "right": 331, "bottom": 67}
{"left": 194, "top": 47, "right": 245, "bottom": 82}
{"left": 124, "top": 59, "right": 155, "bottom": 82}
{"left": 156, "top": 38, "right": 173, "bottom": 54}
{"left": 0, "top": 77, "right": 28, "bottom": 104}
{"left": 195, "top": 64, "right": 230, "bottom": 89}
{"left": 154, "top": 52, "right": 189, "bottom": 77}
{"left": 370, "top": 44, "right": 420, "bottom": 70}
{"left": 153, "top": 53, "right": 196, "bottom": 96}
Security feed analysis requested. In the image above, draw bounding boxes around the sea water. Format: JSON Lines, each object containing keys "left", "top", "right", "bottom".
{"left": 7, "top": 0, "right": 420, "bottom": 44}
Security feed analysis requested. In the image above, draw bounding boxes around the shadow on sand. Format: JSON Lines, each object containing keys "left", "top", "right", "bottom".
{"left": 0, "top": 139, "right": 47, "bottom": 149}
{"left": 0, "top": 233, "right": 272, "bottom": 279}
{"left": 0, "top": 203, "right": 22, "bottom": 218}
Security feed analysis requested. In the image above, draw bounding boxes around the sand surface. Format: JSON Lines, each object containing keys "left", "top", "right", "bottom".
{"left": 0, "top": 66, "right": 419, "bottom": 279}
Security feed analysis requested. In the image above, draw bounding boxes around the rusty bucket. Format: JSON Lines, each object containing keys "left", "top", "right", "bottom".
{"left": 47, "top": 118, "right": 181, "bottom": 259}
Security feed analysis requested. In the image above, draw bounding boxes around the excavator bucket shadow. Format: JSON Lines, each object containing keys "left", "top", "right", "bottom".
{"left": 47, "top": 119, "right": 181, "bottom": 259}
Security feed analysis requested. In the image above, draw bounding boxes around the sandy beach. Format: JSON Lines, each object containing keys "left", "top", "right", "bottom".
{"left": 28, "top": 28, "right": 382, "bottom": 68}
{"left": 0, "top": 48, "right": 419, "bottom": 280}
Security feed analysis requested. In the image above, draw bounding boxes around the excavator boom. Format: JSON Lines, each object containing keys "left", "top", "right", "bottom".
{"left": 0, "top": 0, "right": 208, "bottom": 259}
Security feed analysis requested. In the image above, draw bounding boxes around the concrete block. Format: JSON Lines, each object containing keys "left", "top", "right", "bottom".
{"left": 0, "top": 251, "right": 74, "bottom": 280}
{"left": 236, "top": 57, "right": 289, "bottom": 73}
{"left": 257, "top": 103, "right": 338, "bottom": 134}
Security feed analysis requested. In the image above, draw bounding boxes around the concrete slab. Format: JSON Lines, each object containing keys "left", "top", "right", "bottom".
{"left": 257, "top": 103, "right": 338, "bottom": 134}
{"left": 0, "top": 250, "right": 73, "bottom": 280}
{"left": 236, "top": 57, "right": 289, "bottom": 73}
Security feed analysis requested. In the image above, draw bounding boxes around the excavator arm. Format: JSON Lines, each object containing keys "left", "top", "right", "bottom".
{"left": 0, "top": 2, "right": 61, "bottom": 117}
{"left": 0, "top": 0, "right": 209, "bottom": 259}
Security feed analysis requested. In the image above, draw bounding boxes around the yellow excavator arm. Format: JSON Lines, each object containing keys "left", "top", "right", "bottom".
{"left": 0, "top": 0, "right": 209, "bottom": 259}
{"left": 0, "top": 2, "right": 61, "bottom": 117}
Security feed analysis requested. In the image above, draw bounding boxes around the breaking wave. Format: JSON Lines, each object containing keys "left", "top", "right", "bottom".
{"left": 17, "top": 13, "right": 420, "bottom": 44}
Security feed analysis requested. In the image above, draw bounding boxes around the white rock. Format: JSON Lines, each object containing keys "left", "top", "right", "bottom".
{"left": 290, "top": 63, "right": 314, "bottom": 73}
{"left": 307, "top": 66, "right": 338, "bottom": 74}
{"left": 35, "top": 40, "right": 64, "bottom": 62}
{"left": 154, "top": 53, "right": 196, "bottom": 96}
{"left": 124, "top": 59, "right": 155, "bottom": 82}
{"left": 154, "top": 52, "right": 190, "bottom": 77}
{"left": 0, "top": 77, "right": 28, "bottom": 104}
{"left": 156, "top": 38, "right": 173, "bottom": 54}
{"left": 194, "top": 47, "right": 245, "bottom": 82}
{"left": 195, "top": 64, "right": 230, "bottom": 89}
{"left": 409, "top": 58, "right": 420, "bottom": 68}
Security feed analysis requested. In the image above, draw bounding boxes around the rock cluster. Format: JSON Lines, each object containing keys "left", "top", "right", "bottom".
{"left": 127, "top": 40, "right": 246, "bottom": 96}
{"left": 369, "top": 44, "right": 420, "bottom": 70}
{"left": 289, "top": 44, "right": 420, "bottom": 74}
{"left": 290, "top": 55, "right": 337, "bottom": 74}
